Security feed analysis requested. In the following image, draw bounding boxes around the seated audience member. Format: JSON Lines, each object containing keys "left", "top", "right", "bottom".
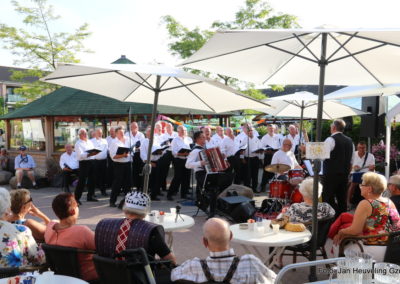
{"left": 388, "top": 174, "right": 400, "bottom": 213}
{"left": 285, "top": 178, "right": 335, "bottom": 227}
{"left": 14, "top": 146, "right": 38, "bottom": 189}
{"left": 171, "top": 218, "right": 276, "bottom": 284}
{"left": 95, "top": 191, "right": 176, "bottom": 264}
{"left": 0, "top": 187, "right": 45, "bottom": 267}
{"left": 59, "top": 144, "right": 79, "bottom": 193}
{"left": 0, "top": 148, "right": 9, "bottom": 171}
{"left": 44, "top": 193, "right": 97, "bottom": 282}
{"left": 330, "top": 172, "right": 400, "bottom": 261}
{"left": 7, "top": 189, "right": 50, "bottom": 242}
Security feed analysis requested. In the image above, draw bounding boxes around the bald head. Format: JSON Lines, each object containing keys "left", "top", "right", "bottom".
{"left": 202, "top": 218, "right": 231, "bottom": 251}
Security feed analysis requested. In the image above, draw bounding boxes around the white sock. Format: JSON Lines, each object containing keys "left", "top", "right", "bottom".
{"left": 17, "top": 183, "right": 21, "bottom": 186}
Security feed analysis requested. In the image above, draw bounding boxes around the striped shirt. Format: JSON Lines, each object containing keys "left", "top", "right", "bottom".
{"left": 171, "top": 248, "right": 276, "bottom": 284}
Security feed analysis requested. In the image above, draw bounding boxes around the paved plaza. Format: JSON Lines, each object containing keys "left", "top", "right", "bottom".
{"left": 5, "top": 183, "right": 337, "bottom": 283}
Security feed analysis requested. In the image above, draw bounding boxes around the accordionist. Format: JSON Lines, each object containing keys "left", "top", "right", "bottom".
{"left": 185, "top": 131, "right": 208, "bottom": 192}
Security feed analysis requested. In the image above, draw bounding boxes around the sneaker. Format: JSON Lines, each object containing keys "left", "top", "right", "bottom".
{"left": 87, "top": 197, "right": 99, "bottom": 202}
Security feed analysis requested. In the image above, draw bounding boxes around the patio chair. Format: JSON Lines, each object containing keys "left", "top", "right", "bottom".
{"left": 383, "top": 230, "right": 400, "bottom": 265}
{"left": 93, "top": 248, "right": 156, "bottom": 284}
{"left": 278, "top": 216, "right": 335, "bottom": 267}
{"left": 41, "top": 243, "right": 96, "bottom": 281}
{"left": 338, "top": 233, "right": 389, "bottom": 257}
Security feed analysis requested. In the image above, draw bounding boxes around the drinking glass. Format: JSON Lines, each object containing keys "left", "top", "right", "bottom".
{"left": 374, "top": 262, "right": 400, "bottom": 283}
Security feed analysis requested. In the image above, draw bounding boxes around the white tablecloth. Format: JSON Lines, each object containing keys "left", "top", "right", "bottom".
{"left": 0, "top": 274, "right": 88, "bottom": 284}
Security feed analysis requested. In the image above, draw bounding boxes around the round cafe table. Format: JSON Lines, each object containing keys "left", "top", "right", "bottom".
{"left": 0, "top": 274, "right": 88, "bottom": 284}
{"left": 145, "top": 213, "right": 195, "bottom": 248}
{"left": 230, "top": 223, "right": 311, "bottom": 268}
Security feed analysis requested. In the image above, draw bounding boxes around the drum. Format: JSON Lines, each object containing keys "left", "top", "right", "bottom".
{"left": 269, "top": 180, "right": 291, "bottom": 199}
{"left": 288, "top": 169, "right": 305, "bottom": 185}
{"left": 290, "top": 187, "right": 303, "bottom": 203}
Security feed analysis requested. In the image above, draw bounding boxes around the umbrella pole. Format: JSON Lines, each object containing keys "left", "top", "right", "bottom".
{"left": 143, "top": 75, "right": 161, "bottom": 195}
{"left": 309, "top": 33, "right": 327, "bottom": 282}
{"left": 297, "top": 102, "right": 304, "bottom": 161}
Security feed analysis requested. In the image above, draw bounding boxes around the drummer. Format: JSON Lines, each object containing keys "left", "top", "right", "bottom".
{"left": 271, "top": 138, "right": 302, "bottom": 179}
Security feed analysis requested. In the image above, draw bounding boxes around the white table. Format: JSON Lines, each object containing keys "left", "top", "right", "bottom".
{"left": 0, "top": 274, "right": 88, "bottom": 284}
{"left": 230, "top": 224, "right": 311, "bottom": 268}
{"left": 145, "top": 213, "right": 195, "bottom": 248}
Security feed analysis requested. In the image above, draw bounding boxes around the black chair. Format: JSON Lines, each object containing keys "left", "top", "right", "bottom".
{"left": 279, "top": 216, "right": 335, "bottom": 267}
{"left": 41, "top": 243, "right": 95, "bottom": 280}
{"left": 384, "top": 230, "right": 400, "bottom": 265}
{"left": 93, "top": 248, "right": 156, "bottom": 284}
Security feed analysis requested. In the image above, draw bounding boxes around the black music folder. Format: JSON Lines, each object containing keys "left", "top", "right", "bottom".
{"left": 116, "top": 147, "right": 130, "bottom": 155}
{"left": 86, "top": 148, "right": 101, "bottom": 155}
{"left": 178, "top": 148, "right": 191, "bottom": 154}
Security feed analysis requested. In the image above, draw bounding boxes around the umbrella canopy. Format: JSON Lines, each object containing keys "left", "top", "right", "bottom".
{"left": 42, "top": 63, "right": 271, "bottom": 195}
{"left": 261, "top": 91, "right": 368, "bottom": 119}
{"left": 180, "top": 28, "right": 400, "bottom": 276}
{"left": 324, "top": 84, "right": 400, "bottom": 100}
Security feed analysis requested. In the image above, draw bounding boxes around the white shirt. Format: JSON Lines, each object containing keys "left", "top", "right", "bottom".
{"left": 220, "top": 136, "right": 238, "bottom": 157}
{"left": 140, "top": 138, "right": 163, "bottom": 162}
{"left": 211, "top": 134, "right": 225, "bottom": 148}
{"left": 243, "top": 136, "right": 262, "bottom": 158}
{"left": 285, "top": 134, "right": 303, "bottom": 152}
{"left": 109, "top": 137, "right": 133, "bottom": 163}
{"left": 275, "top": 133, "right": 284, "bottom": 148}
{"left": 106, "top": 135, "right": 116, "bottom": 150}
{"left": 171, "top": 136, "right": 193, "bottom": 159}
{"left": 160, "top": 132, "right": 178, "bottom": 151}
{"left": 185, "top": 144, "right": 204, "bottom": 173}
{"left": 75, "top": 139, "right": 95, "bottom": 161}
{"left": 125, "top": 131, "right": 145, "bottom": 154}
{"left": 271, "top": 149, "right": 300, "bottom": 170}
{"left": 59, "top": 152, "right": 79, "bottom": 170}
{"left": 261, "top": 133, "right": 280, "bottom": 150}
{"left": 90, "top": 137, "right": 108, "bottom": 160}
{"left": 205, "top": 138, "right": 214, "bottom": 149}
{"left": 351, "top": 151, "right": 375, "bottom": 173}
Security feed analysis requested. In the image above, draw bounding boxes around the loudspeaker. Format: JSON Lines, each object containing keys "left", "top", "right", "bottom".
{"left": 360, "top": 97, "right": 385, "bottom": 138}
{"left": 217, "top": 196, "right": 256, "bottom": 223}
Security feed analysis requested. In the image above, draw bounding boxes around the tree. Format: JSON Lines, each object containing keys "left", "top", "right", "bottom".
{"left": 0, "top": 0, "right": 91, "bottom": 101}
{"left": 162, "top": 0, "right": 298, "bottom": 101}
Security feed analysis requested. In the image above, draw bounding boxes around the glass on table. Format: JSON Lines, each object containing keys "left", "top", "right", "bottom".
{"left": 374, "top": 262, "right": 400, "bottom": 283}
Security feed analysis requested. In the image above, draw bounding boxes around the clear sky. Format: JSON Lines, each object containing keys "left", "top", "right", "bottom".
{"left": 1, "top": 0, "right": 400, "bottom": 68}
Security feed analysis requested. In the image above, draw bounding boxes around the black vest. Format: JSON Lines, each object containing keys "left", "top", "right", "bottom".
{"left": 323, "top": 132, "right": 353, "bottom": 176}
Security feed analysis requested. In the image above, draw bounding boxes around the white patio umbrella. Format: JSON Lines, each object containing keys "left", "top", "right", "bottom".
{"left": 180, "top": 28, "right": 400, "bottom": 273}
{"left": 325, "top": 84, "right": 400, "bottom": 100}
{"left": 41, "top": 63, "right": 271, "bottom": 195}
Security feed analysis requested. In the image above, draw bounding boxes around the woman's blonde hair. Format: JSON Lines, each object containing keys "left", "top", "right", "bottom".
{"left": 362, "top": 172, "right": 387, "bottom": 195}
{"left": 10, "top": 189, "right": 30, "bottom": 214}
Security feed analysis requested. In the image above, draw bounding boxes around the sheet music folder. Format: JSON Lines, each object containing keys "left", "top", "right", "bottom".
{"left": 116, "top": 147, "right": 130, "bottom": 155}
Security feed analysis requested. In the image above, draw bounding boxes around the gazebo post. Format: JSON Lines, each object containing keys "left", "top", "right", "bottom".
{"left": 5, "top": 120, "right": 10, "bottom": 149}
{"left": 44, "top": 116, "right": 54, "bottom": 158}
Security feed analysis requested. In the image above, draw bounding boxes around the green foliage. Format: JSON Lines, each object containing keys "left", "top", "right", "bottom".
{"left": 0, "top": 0, "right": 91, "bottom": 100}
{"left": 161, "top": 0, "right": 299, "bottom": 105}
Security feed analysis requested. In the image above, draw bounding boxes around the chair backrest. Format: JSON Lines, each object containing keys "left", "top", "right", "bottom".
{"left": 93, "top": 248, "right": 156, "bottom": 284}
{"left": 384, "top": 230, "right": 400, "bottom": 265}
{"left": 41, "top": 243, "right": 82, "bottom": 278}
{"left": 316, "top": 217, "right": 335, "bottom": 248}
{"left": 0, "top": 267, "right": 20, "bottom": 279}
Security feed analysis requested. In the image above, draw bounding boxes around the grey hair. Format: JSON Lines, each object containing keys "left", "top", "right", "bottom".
{"left": 78, "top": 128, "right": 87, "bottom": 135}
{"left": 332, "top": 119, "right": 346, "bottom": 132}
{"left": 389, "top": 175, "right": 400, "bottom": 189}
{"left": 0, "top": 187, "right": 11, "bottom": 216}
{"left": 299, "top": 177, "right": 322, "bottom": 199}
{"left": 95, "top": 127, "right": 103, "bottom": 133}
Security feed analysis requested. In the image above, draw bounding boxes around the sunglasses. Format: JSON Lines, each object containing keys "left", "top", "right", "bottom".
{"left": 23, "top": 197, "right": 33, "bottom": 205}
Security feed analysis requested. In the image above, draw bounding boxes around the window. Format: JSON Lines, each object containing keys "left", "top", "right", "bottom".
{"left": 10, "top": 119, "right": 46, "bottom": 151}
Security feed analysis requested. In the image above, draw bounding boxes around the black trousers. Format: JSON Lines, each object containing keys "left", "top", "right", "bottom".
{"left": 75, "top": 160, "right": 95, "bottom": 201}
{"left": 61, "top": 169, "right": 79, "bottom": 192}
{"left": 149, "top": 161, "right": 161, "bottom": 198}
{"left": 106, "top": 154, "right": 114, "bottom": 187}
{"left": 261, "top": 153, "right": 275, "bottom": 188}
{"left": 158, "top": 151, "right": 173, "bottom": 191}
{"left": 132, "top": 152, "right": 144, "bottom": 190}
{"left": 110, "top": 162, "right": 131, "bottom": 205}
{"left": 168, "top": 158, "right": 191, "bottom": 198}
{"left": 94, "top": 159, "right": 107, "bottom": 192}
{"left": 322, "top": 173, "right": 348, "bottom": 217}
{"left": 227, "top": 155, "right": 241, "bottom": 184}
{"left": 243, "top": 157, "right": 260, "bottom": 191}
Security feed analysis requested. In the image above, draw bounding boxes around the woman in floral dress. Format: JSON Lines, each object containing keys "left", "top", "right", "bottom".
{"left": 0, "top": 187, "right": 44, "bottom": 267}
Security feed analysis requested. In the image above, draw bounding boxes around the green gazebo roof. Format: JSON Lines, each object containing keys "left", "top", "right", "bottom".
{"left": 111, "top": 55, "right": 136, "bottom": 64}
{"left": 1, "top": 87, "right": 231, "bottom": 119}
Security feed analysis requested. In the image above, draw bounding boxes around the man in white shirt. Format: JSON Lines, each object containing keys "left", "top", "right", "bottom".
{"left": 202, "top": 126, "right": 214, "bottom": 149}
{"left": 220, "top": 128, "right": 240, "bottom": 183}
{"left": 271, "top": 138, "right": 302, "bottom": 171}
{"left": 91, "top": 128, "right": 109, "bottom": 196}
{"left": 59, "top": 144, "right": 79, "bottom": 193}
{"left": 74, "top": 128, "right": 98, "bottom": 204}
{"left": 126, "top": 122, "right": 145, "bottom": 190}
{"left": 260, "top": 124, "right": 280, "bottom": 191}
{"left": 109, "top": 126, "right": 132, "bottom": 208}
{"left": 106, "top": 126, "right": 116, "bottom": 188}
{"left": 171, "top": 218, "right": 276, "bottom": 284}
{"left": 285, "top": 124, "right": 302, "bottom": 153}
{"left": 273, "top": 124, "right": 284, "bottom": 149}
{"left": 348, "top": 141, "right": 375, "bottom": 206}
{"left": 158, "top": 123, "right": 178, "bottom": 193}
{"left": 186, "top": 131, "right": 207, "bottom": 192}
{"left": 211, "top": 126, "right": 225, "bottom": 148}
{"left": 242, "top": 128, "right": 263, "bottom": 192}
{"left": 168, "top": 125, "right": 193, "bottom": 201}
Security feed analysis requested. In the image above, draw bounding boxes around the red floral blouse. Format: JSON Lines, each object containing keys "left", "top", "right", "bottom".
{"left": 362, "top": 199, "right": 390, "bottom": 245}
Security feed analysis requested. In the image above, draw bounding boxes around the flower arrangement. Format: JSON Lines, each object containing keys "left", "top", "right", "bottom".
{"left": 371, "top": 141, "right": 400, "bottom": 164}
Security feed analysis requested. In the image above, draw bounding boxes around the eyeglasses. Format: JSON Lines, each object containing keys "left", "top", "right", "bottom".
{"left": 359, "top": 184, "right": 368, "bottom": 188}
{"left": 23, "top": 197, "right": 33, "bottom": 205}
{"left": 283, "top": 143, "right": 292, "bottom": 146}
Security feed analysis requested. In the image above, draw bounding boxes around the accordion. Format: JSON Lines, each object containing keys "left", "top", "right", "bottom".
{"left": 199, "top": 147, "right": 229, "bottom": 173}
